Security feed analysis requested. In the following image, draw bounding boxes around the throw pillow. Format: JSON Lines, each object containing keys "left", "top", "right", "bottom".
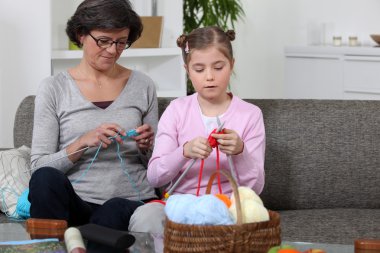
{"left": 0, "top": 146, "right": 31, "bottom": 218}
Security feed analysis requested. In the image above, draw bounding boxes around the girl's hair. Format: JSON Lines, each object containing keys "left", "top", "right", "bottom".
{"left": 177, "top": 26, "right": 236, "bottom": 64}
{"left": 66, "top": 0, "right": 142, "bottom": 48}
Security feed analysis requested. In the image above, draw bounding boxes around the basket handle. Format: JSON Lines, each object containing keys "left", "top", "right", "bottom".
{"left": 205, "top": 170, "right": 243, "bottom": 225}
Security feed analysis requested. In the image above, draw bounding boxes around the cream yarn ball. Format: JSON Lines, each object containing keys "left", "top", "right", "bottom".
{"left": 229, "top": 186, "right": 269, "bottom": 223}
{"left": 230, "top": 186, "right": 264, "bottom": 205}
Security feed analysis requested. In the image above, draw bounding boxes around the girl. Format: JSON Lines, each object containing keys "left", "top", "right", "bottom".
{"left": 148, "top": 26, "right": 265, "bottom": 200}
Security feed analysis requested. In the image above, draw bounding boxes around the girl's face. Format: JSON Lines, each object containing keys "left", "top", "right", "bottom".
{"left": 186, "top": 46, "right": 234, "bottom": 101}
{"left": 80, "top": 29, "right": 130, "bottom": 72}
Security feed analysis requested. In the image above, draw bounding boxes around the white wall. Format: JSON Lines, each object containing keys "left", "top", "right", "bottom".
{"left": 231, "top": 0, "right": 380, "bottom": 98}
{"left": 0, "top": 0, "right": 51, "bottom": 148}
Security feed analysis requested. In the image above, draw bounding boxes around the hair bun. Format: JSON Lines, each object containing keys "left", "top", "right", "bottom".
{"left": 225, "top": 30, "right": 236, "bottom": 41}
{"left": 176, "top": 34, "right": 187, "bottom": 48}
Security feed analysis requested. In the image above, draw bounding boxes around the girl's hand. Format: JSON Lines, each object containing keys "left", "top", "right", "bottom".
{"left": 79, "top": 123, "right": 126, "bottom": 149}
{"left": 183, "top": 137, "right": 213, "bottom": 159}
{"left": 211, "top": 128, "right": 244, "bottom": 155}
{"left": 134, "top": 124, "right": 155, "bottom": 150}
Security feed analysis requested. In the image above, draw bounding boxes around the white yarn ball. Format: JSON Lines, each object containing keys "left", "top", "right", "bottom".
{"left": 229, "top": 199, "right": 269, "bottom": 223}
{"left": 230, "top": 186, "right": 263, "bottom": 206}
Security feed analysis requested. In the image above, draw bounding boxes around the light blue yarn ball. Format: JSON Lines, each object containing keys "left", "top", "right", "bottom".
{"left": 186, "top": 195, "right": 234, "bottom": 225}
{"left": 165, "top": 194, "right": 233, "bottom": 225}
{"left": 16, "top": 188, "right": 31, "bottom": 219}
{"left": 165, "top": 194, "right": 197, "bottom": 223}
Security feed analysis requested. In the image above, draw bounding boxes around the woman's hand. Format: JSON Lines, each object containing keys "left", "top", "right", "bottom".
{"left": 66, "top": 123, "right": 125, "bottom": 162}
{"left": 211, "top": 128, "right": 244, "bottom": 155}
{"left": 134, "top": 124, "right": 155, "bottom": 150}
{"left": 183, "top": 137, "right": 213, "bottom": 159}
{"left": 78, "top": 123, "right": 125, "bottom": 149}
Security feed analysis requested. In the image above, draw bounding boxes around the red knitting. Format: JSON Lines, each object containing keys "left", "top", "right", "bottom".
{"left": 196, "top": 128, "right": 225, "bottom": 196}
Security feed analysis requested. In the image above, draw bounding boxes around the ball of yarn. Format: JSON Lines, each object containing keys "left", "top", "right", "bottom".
{"left": 186, "top": 195, "right": 234, "bottom": 225}
{"left": 230, "top": 186, "right": 263, "bottom": 206}
{"left": 229, "top": 199, "right": 269, "bottom": 223}
{"left": 165, "top": 194, "right": 197, "bottom": 223}
{"left": 215, "top": 194, "right": 232, "bottom": 208}
{"left": 15, "top": 188, "right": 31, "bottom": 219}
{"left": 165, "top": 194, "right": 233, "bottom": 225}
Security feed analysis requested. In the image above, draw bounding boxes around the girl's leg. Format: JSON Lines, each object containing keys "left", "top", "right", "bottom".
{"left": 128, "top": 201, "right": 166, "bottom": 234}
{"left": 28, "top": 166, "right": 93, "bottom": 226}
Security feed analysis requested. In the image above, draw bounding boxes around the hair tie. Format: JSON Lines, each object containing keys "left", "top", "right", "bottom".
{"left": 184, "top": 41, "right": 190, "bottom": 54}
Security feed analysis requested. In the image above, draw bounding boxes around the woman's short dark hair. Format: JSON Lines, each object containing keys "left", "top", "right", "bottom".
{"left": 66, "top": 0, "right": 142, "bottom": 47}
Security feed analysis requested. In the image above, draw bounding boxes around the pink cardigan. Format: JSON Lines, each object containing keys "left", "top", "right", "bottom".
{"left": 147, "top": 93, "right": 265, "bottom": 196}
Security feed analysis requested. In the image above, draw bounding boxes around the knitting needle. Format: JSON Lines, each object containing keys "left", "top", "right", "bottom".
{"left": 165, "top": 120, "right": 225, "bottom": 199}
{"left": 25, "top": 146, "right": 90, "bottom": 173}
{"left": 216, "top": 116, "right": 239, "bottom": 184}
{"left": 164, "top": 159, "right": 197, "bottom": 198}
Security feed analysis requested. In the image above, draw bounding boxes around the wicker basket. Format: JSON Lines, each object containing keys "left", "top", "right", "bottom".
{"left": 164, "top": 170, "right": 281, "bottom": 253}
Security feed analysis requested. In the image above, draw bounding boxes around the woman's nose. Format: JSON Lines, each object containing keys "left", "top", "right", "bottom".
{"left": 106, "top": 43, "right": 118, "bottom": 54}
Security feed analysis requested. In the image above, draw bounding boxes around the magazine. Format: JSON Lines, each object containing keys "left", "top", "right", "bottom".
{"left": 0, "top": 238, "right": 66, "bottom": 253}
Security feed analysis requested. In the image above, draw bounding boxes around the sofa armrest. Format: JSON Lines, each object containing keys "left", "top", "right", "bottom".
{"left": 0, "top": 148, "right": 12, "bottom": 151}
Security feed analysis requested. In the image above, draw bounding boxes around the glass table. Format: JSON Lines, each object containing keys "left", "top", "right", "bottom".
{"left": 0, "top": 223, "right": 355, "bottom": 253}
{"left": 284, "top": 241, "right": 354, "bottom": 253}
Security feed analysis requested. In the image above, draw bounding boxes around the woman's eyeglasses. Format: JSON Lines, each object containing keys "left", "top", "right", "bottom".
{"left": 88, "top": 33, "right": 131, "bottom": 50}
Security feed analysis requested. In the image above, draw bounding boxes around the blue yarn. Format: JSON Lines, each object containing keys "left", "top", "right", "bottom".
{"left": 70, "top": 129, "right": 142, "bottom": 201}
{"left": 165, "top": 194, "right": 197, "bottom": 223}
{"left": 115, "top": 141, "right": 143, "bottom": 203}
{"left": 165, "top": 194, "right": 234, "bottom": 225}
{"left": 15, "top": 189, "right": 31, "bottom": 219}
{"left": 70, "top": 142, "right": 102, "bottom": 184}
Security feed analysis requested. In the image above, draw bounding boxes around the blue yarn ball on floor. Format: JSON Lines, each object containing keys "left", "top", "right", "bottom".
{"left": 16, "top": 188, "right": 31, "bottom": 219}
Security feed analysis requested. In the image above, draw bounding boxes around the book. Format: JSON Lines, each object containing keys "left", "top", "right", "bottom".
{"left": 0, "top": 238, "right": 66, "bottom": 253}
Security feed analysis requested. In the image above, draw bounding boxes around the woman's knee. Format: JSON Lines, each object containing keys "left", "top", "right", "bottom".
{"left": 29, "top": 167, "right": 68, "bottom": 201}
{"left": 90, "top": 198, "right": 144, "bottom": 229}
{"left": 30, "top": 167, "right": 66, "bottom": 186}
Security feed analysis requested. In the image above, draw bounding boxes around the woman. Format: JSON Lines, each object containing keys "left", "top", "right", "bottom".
{"left": 29, "top": 0, "right": 158, "bottom": 241}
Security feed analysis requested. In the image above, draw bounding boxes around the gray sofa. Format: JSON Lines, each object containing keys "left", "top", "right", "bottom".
{"left": 1, "top": 95, "right": 379, "bottom": 245}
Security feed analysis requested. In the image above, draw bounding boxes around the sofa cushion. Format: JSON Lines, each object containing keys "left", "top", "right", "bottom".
{"left": 280, "top": 208, "right": 380, "bottom": 245}
{"left": 250, "top": 99, "right": 380, "bottom": 210}
{"left": 13, "top": 95, "right": 35, "bottom": 148}
{"left": 0, "top": 146, "right": 31, "bottom": 218}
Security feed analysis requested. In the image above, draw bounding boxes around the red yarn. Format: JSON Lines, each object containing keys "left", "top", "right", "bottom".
{"left": 196, "top": 128, "right": 225, "bottom": 196}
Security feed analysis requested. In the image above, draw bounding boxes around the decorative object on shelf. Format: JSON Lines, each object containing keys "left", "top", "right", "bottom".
{"left": 348, "top": 36, "right": 359, "bottom": 47}
{"left": 332, "top": 36, "right": 342, "bottom": 46}
{"left": 370, "top": 34, "right": 380, "bottom": 46}
{"left": 183, "top": 0, "right": 245, "bottom": 94}
{"left": 131, "top": 16, "right": 163, "bottom": 48}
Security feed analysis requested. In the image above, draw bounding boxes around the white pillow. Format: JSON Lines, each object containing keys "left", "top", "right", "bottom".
{"left": 0, "top": 146, "right": 31, "bottom": 217}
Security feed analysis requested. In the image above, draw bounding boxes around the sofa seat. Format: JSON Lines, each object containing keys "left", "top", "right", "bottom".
{"left": 280, "top": 208, "right": 380, "bottom": 244}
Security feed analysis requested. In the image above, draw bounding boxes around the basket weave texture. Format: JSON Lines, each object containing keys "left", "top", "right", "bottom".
{"left": 164, "top": 170, "right": 281, "bottom": 253}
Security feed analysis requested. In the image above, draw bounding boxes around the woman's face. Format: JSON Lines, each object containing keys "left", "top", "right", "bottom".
{"left": 80, "top": 28, "right": 130, "bottom": 71}
{"left": 186, "top": 46, "right": 234, "bottom": 101}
